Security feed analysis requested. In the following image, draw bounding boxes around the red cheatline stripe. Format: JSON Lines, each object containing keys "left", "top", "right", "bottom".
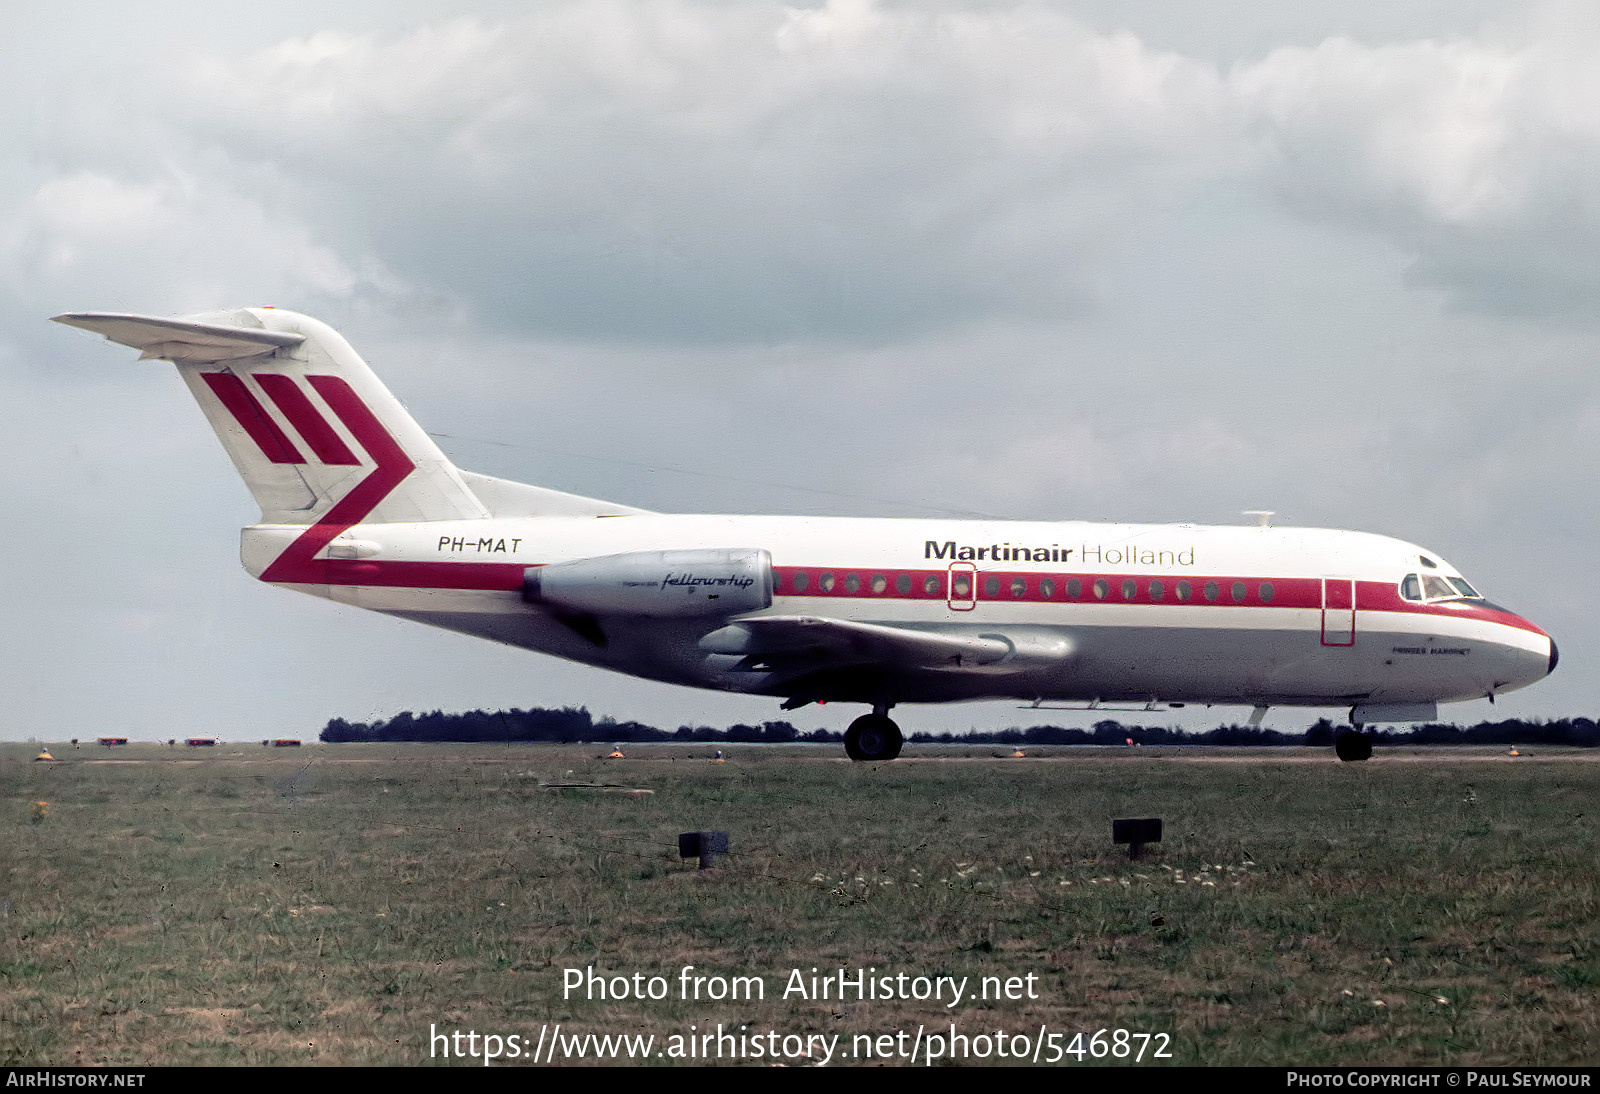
{"left": 255, "top": 373, "right": 361, "bottom": 465}
{"left": 201, "top": 372, "right": 303, "bottom": 464}
{"left": 772, "top": 566, "right": 1318, "bottom": 608}
{"left": 278, "top": 556, "right": 1546, "bottom": 637}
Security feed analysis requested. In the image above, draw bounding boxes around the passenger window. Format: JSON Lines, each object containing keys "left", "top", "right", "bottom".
{"left": 1401, "top": 574, "right": 1421, "bottom": 601}
{"left": 924, "top": 575, "right": 942, "bottom": 596}
{"left": 1149, "top": 580, "right": 1164, "bottom": 600}
{"left": 896, "top": 574, "right": 912, "bottom": 595}
{"left": 793, "top": 571, "right": 809, "bottom": 592}
{"left": 1093, "top": 579, "right": 1109, "bottom": 600}
{"left": 1011, "top": 577, "right": 1027, "bottom": 598}
{"left": 952, "top": 575, "right": 971, "bottom": 597}
{"left": 870, "top": 574, "right": 887, "bottom": 594}
{"left": 1259, "top": 582, "right": 1274, "bottom": 603}
{"left": 1121, "top": 579, "right": 1137, "bottom": 600}
{"left": 1203, "top": 581, "right": 1219, "bottom": 602}
{"left": 1040, "top": 578, "right": 1056, "bottom": 599}
{"left": 845, "top": 572, "right": 861, "bottom": 593}
{"left": 984, "top": 576, "right": 1001, "bottom": 597}
{"left": 1067, "top": 579, "right": 1082, "bottom": 598}
{"left": 820, "top": 572, "right": 835, "bottom": 593}
{"left": 1176, "top": 581, "right": 1192, "bottom": 601}
{"left": 1232, "top": 581, "right": 1246, "bottom": 603}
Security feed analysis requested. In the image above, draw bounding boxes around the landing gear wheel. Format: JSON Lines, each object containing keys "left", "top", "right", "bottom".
{"left": 1335, "top": 730, "right": 1373, "bottom": 762}
{"left": 845, "top": 714, "right": 903, "bottom": 762}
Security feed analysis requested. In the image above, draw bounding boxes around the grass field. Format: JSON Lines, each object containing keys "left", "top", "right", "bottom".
{"left": 2, "top": 741, "right": 1596, "bottom": 1066}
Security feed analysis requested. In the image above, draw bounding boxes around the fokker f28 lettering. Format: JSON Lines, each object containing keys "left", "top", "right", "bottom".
{"left": 56, "top": 309, "right": 1558, "bottom": 762}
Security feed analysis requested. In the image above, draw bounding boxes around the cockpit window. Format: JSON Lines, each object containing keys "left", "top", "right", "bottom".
{"left": 1404, "top": 571, "right": 1486, "bottom": 603}
{"left": 1423, "top": 575, "right": 1458, "bottom": 600}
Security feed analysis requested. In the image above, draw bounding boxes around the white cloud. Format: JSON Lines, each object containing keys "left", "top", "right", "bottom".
{"left": 1233, "top": 8, "right": 1600, "bottom": 313}
{"left": 162, "top": 1, "right": 1233, "bottom": 340}
{"left": 16, "top": 2, "right": 1600, "bottom": 336}
{"left": 5, "top": 167, "right": 380, "bottom": 314}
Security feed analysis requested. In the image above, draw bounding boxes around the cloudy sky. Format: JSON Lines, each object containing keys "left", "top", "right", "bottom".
{"left": 6, "top": 0, "right": 1597, "bottom": 741}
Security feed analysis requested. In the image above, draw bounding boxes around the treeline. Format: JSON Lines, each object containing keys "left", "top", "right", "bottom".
{"left": 321, "top": 708, "right": 1600, "bottom": 747}
{"left": 321, "top": 708, "right": 826, "bottom": 744}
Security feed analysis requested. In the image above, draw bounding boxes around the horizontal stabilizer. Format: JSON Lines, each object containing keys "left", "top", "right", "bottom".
{"left": 52, "top": 312, "right": 305, "bottom": 362}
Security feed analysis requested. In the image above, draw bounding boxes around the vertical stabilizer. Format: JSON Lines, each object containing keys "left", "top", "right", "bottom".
{"left": 53, "top": 308, "right": 489, "bottom": 526}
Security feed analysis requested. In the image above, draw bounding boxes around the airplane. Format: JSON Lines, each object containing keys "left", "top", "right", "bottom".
{"left": 54, "top": 308, "right": 1558, "bottom": 763}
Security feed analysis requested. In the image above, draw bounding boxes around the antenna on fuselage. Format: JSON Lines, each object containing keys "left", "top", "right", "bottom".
{"left": 1242, "top": 510, "right": 1275, "bottom": 528}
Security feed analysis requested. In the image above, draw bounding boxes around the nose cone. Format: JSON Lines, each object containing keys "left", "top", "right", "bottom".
{"left": 1483, "top": 607, "right": 1556, "bottom": 697}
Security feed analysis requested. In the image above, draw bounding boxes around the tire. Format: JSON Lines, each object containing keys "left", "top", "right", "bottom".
{"left": 845, "top": 714, "right": 903, "bottom": 762}
{"left": 1335, "top": 730, "right": 1373, "bottom": 762}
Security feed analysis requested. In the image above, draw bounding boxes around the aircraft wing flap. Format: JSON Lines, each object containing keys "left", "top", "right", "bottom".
{"left": 700, "top": 615, "right": 1014, "bottom": 669}
{"left": 52, "top": 312, "right": 305, "bottom": 362}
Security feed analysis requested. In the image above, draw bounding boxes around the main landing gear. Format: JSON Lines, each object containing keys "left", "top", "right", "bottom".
{"left": 845, "top": 707, "right": 903, "bottom": 762}
{"left": 1335, "top": 729, "right": 1373, "bottom": 762}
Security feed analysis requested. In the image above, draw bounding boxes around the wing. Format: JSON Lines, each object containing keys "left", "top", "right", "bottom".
{"left": 699, "top": 615, "right": 1071, "bottom": 676}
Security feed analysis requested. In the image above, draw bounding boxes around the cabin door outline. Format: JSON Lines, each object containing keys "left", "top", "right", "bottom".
{"left": 1321, "top": 576, "right": 1356, "bottom": 647}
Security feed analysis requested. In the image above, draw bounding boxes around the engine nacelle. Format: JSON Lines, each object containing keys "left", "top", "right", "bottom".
{"left": 523, "top": 548, "right": 773, "bottom": 618}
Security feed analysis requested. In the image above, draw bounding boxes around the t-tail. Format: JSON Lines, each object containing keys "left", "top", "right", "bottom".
{"left": 53, "top": 308, "right": 644, "bottom": 585}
